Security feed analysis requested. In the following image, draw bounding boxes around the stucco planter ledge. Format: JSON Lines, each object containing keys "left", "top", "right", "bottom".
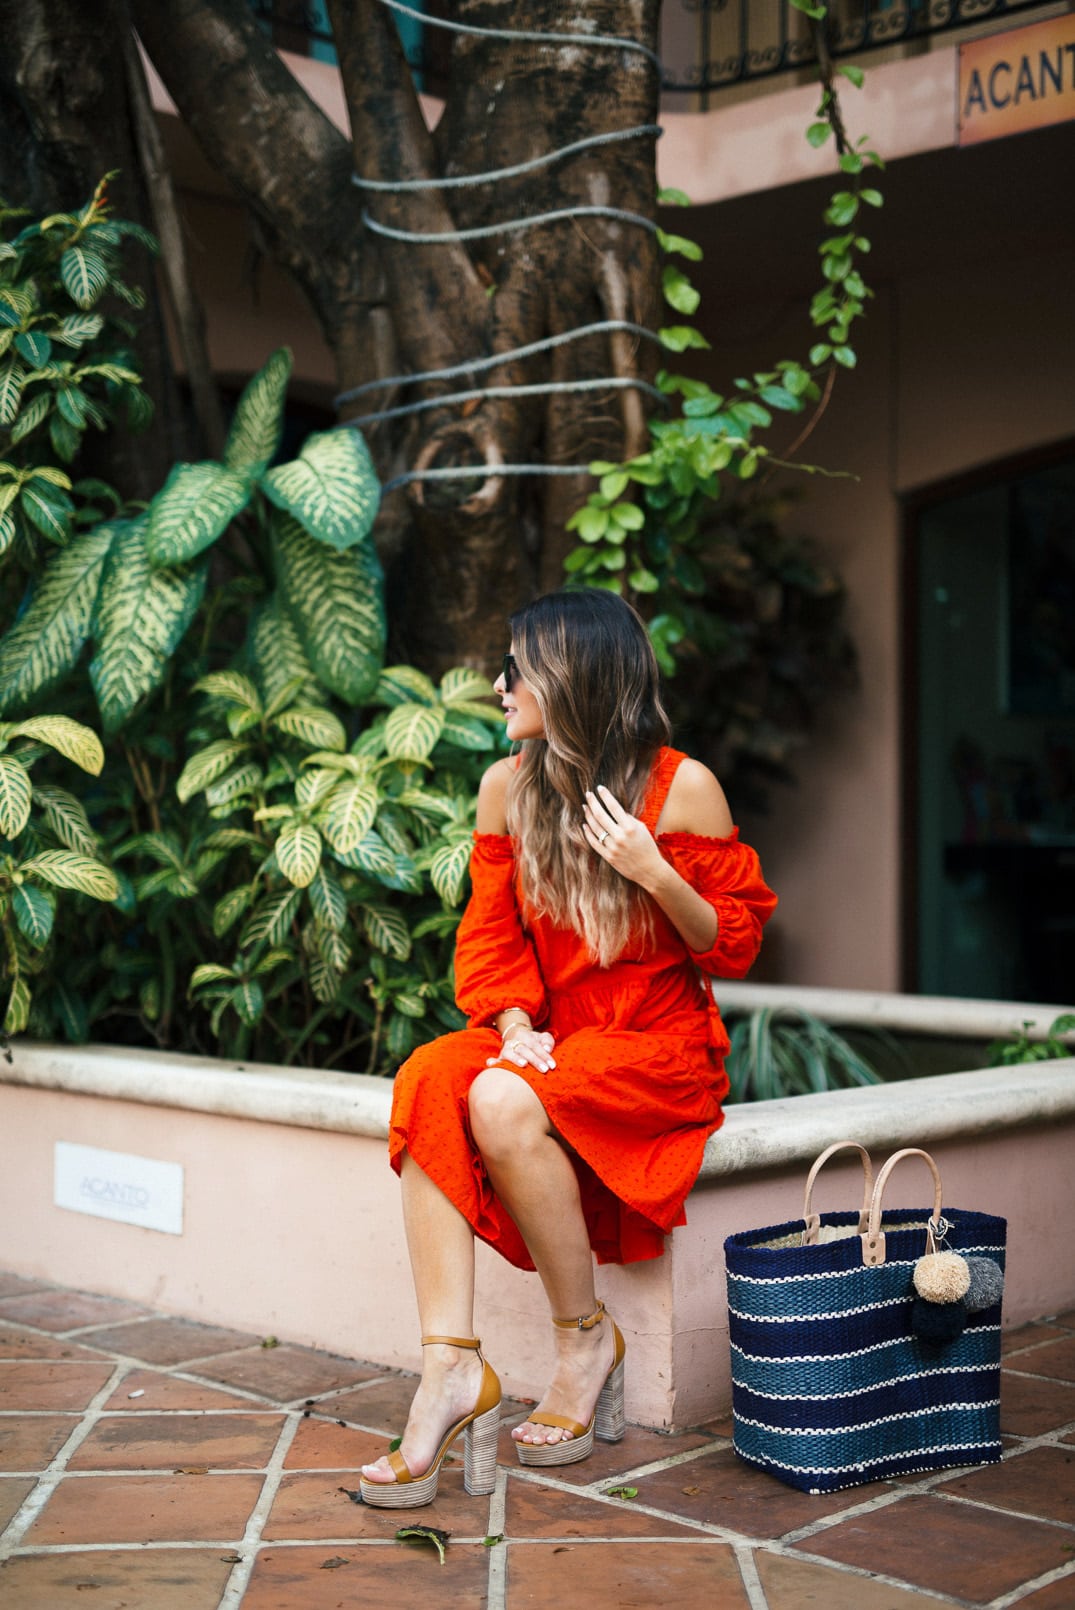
{"left": 3, "top": 1024, "right": 1074, "bottom": 1429}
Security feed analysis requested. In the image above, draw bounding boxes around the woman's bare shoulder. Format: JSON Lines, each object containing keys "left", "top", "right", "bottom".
{"left": 657, "top": 757, "right": 734, "bottom": 836}
{"left": 475, "top": 756, "right": 515, "bottom": 833}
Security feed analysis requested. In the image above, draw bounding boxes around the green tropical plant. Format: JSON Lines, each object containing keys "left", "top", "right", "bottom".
{"left": 722, "top": 1006, "right": 888, "bottom": 1103}
{"left": 560, "top": 17, "right": 876, "bottom": 801}
{"left": 0, "top": 172, "right": 153, "bottom": 582}
{"left": 0, "top": 713, "right": 119, "bottom": 1036}
{"left": 986, "top": 1014, "right": 1075, "bottom": 1067}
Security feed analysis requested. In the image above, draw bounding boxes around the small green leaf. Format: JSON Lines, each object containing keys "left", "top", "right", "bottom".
{"left": 839, "top": 63, "right": 865, "bottom": 89}
{"left": 14, "top": 883, "right": 55, "bottom": 948}
{"left": 806, "top": 121, "right": 831, "bottom": 148}
{"left": 364, "top": 904, "right": 411, "bottom": 960}
{"left": 231, "top": 978, "right": 265, "bottom": 1025}
{"left": 658, "top": 326, "right": 711, "bottom": 353}
{"left": 605, "top": 1485, "right": 639, "bottom": 1499}
{"left": 272, "top": 705, "right": 347, "bottom": 753}
{"left": 4, "top": 977, "right": 31, "bottom": 1035}
{"left": 240, "top": 887, "right": 302, "bottom": 948}
{"left": 439, "top": 666, "right": 494, "bottom": 704}
{"left": 320, "top": 779, "right": 379, "bottom": 855}
{"left": 430, "top": 837, "right": 471, "bottom": 905}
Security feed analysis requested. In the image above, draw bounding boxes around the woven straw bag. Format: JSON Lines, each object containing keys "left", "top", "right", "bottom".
{"left": 723, "top": 1142, "right": 1006, "bottom": 1493}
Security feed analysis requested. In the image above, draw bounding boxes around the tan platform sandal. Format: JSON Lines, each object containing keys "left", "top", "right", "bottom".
{"left": 358, "top": 1336, "right": 501, "bottom": 1508}
{"left": 514, "top": 1300, "right": 626, "bottom": 1468}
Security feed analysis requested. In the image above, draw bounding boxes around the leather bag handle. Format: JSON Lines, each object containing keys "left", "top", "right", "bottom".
{"left": 801, "top": 1141, "right": 875, "bottom": 1245}
{"left": 861, "top": 1147, "right": 944, "bottom": 1267}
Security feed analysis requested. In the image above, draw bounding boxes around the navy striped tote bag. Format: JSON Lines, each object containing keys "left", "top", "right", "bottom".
{"left": 724, "top": 1144, "right": 1006, "bottom": 1494}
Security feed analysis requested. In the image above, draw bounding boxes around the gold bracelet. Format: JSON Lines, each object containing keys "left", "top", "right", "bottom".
{"left": 499, "top": 1013, "right": 530, "bottom": 1043}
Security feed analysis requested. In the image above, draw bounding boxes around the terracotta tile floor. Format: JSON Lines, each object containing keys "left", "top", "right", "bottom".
{"left": 1, "top": 1272, "right": 1074, "bottom": 1609}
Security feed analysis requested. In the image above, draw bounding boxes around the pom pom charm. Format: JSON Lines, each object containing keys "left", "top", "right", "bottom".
{"left": 964, "top": 1256, "right": 1005, "bottom": 1313}
{"left": 911, "top": 1296, "right": 967, "bottom": 1346}
{"left": 913, "top": 1250, "right": 971, "bottom": 1304}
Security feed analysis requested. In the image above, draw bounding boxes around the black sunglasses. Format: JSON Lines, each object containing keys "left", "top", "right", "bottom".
{"left": 502, "top": 654, "right": 518, "bottom": 691}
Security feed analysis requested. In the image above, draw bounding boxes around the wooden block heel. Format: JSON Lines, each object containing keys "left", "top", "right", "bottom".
{"left": 359, "top": 1336, "right": 501, "bottom": 1510}
{"left": 515, "top": 1301, "right": 627, "bottom": 1468}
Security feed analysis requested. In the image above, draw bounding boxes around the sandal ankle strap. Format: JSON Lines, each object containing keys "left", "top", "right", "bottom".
{"left": 552, "top": 1300, "right": 605, "bottom": 1331}
{"left": 421, "top": 1334, "right": 481, "bottom": 1349}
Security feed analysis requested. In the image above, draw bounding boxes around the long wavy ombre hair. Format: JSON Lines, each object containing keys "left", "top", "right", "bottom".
{"left": 506, "top": 589, "right": 671, "bottom": 967}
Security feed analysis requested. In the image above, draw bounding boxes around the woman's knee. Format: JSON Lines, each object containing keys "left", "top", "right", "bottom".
{"left": 467, "top": 1068, "right": 548, "bottom": 1159}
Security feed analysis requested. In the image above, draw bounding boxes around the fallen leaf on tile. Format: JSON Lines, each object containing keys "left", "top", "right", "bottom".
{"left": 321, "top": 1556, "right": 349, "bottom": 1570}
{"left": 175, "top": 1466, "right": 209, "bottom": 1475}
{"left": 219, "top": 1554, "right": 243, "bottom": 1564}
{"left": 396, "top": 1524, "right": 449, "bottom": 1564}
{"left": 261, "top": 1336, "right": 278, "bottom": 1349}
{"left": 482, "top": 1534, "right": 503, "bottom": 1548}
{"left": 127, "top": 1389, "right": 145, "bottom": 1399}
{"left": 604, "top": 1486, "right": 638, "bottom": 1499}
{"left": 681, "top": 1485, "right": 701, "bottom": 1496}
{"left": 552, "top": 1547, "right": 571, "bottom": 1555}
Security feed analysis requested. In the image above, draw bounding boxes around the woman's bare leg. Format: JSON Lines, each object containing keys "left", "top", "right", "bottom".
{"left": 360, "top": 1152, "right": 485, "bottom": 1483}
{"left": 468, "top": 1068, "right": 618, "bottom": 1447}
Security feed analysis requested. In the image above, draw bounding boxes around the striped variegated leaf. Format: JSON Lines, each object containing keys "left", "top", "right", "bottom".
{"left": 89, "top": 517, "right": 207, "bottom": 732}
{"left": 230, "top": 979, "right": 265, "bottom": 1024}
{"left": 53, "top": 313, "right": 104, "bottom": 347}
{"left": 4, "top": 976, "right": 31, "bottom": 1035}
{"left": 195, "top": 672, "right": 262, "bottom": 713}
{"left": 212, "top": 885, "right": 254, "bottom": 938}
{"left": 204, "top": 761, "right": 263, "bottom": 809}
{"left": 276, "top": 821, "right": 322, "bottom": 888}
{"left": 176, "top": 739, "right": 253, "bottom": 803}
{"left": 272, "top": 705, "right": 346, "bottom": 753}
{"left": 430, "top": 837, "right": 472, "bottom": 905}
{"left": 440, "top": 667, "right": 496, "bottom": 703}
{"left": 190, "top": 964, "right": 237, "bottom": 992}
{"left": 0, "top": 524, "right": 115, "bottom": 713}
{"left": 224, "top": 347, "right": 292, "bottom": 477}
{"left": 248, "top": 593, "right": 325, "bottom": 710}
{"left": 32, "top": 784, "right": 97, "bottom": 855}
{"left": 446, "top": 698, "right": 510, "bottom": 725}
{"left": 272, "top": 512, "right": 384, "bottom": 703}
{"left": 20, "top": 480, "right": 73, "bottom": 543}
{"left": 145, "top": 460, "right": 253, "bottom": 566}
{"left": 9, "top": 390, "right": 50, "bottom": 444}
{"left": 0, "top": 753, "right": 32, "bottom": 836}
{"left": 373, "top": 666, "right": 438, "bottom": 707}
{"left": 0, "top": 359, "right": 26, "bottom": 424}
{"left": 440, "top": 712, "right": 495, "bottom": 751}
{"left": 385, "top": 703, "right": 446, "bottom": 761}
{"left": 59, "top": 245, "right": 109, "bottom": 307}
{"left": 396, "top": 787, "right": 458, "bottom": 822}
{"left": 389, "top": 852, "right": 423, "bottom": 894}
{"left": 363, "top": 903, "right": 412, "bottom": 960}
{"left": 307, "top": 862, "right": 348, "bottom": 929}
{"left": 240, "top": 886, "right": 302, "bottom": 948}
{"left": 261, "top": 427, "right": 380, "bottom": 551}
{"left": 23, "top": 849, "right": 118, "bottom": 901}
{"left": 315, "top": 921, "right": 351, "bottom": 974}
{"left": 295, "top": 768, "right": 338, "bottom": 810}
{"left": 4, "top": 716, "right": 104, "bottom": 776}
{"left": 15, "top": 330, "right": 51, "bottom": 366}
{"left": 320, "top": 779, "right": 378, "bottom": 855}
{"left": 332, "top": 830, "right": 396, "bottom": 881}
{"left": 14, "top": 882, "right": 55, "bottom": 948}
{"left": 0, "top": 511, "right": 15, "bottom": 555}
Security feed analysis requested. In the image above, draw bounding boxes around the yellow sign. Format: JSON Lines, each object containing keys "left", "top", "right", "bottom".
{"left": 959, "top": 13, "right": 1075, "bottom": 145}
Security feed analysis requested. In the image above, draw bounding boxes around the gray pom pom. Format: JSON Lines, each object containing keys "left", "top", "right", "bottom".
{"left": 964, "top": 1256, "right": 1005, "bottom": 1313}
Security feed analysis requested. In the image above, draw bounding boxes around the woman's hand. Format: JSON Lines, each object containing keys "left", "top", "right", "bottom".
{"left": 488, "top": 1023, "right": 557, "bottom": 1074}
{"left": 582, "top": 785, "right": 667, "bottom": 892}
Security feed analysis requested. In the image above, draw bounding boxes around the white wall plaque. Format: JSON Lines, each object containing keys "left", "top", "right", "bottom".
{"left": 54, "top": 1142, "right": 184, "bottom": 1235}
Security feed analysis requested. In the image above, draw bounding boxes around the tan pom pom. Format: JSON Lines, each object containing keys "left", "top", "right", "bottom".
{"left": 913, "top": 1251, "right": 971, "bottom": 1303}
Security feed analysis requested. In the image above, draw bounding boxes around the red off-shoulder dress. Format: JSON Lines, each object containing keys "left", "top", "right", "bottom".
{"left": 388, "top": 747, "right": 777, "bottom": 1269}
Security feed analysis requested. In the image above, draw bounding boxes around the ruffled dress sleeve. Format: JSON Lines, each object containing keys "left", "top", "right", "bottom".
{"left": 657, "top": 829, "right": 777, "bottom": 978}
{"left": 453, "top": 833, "right": 548, "bottom": 1030}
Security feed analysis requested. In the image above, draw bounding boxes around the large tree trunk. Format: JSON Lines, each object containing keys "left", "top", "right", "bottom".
{"left": 76, "top": 0, "right": 663, "bottom": 672}
{"left": 0, "top": 0, "right": 206, "bottom": 493}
